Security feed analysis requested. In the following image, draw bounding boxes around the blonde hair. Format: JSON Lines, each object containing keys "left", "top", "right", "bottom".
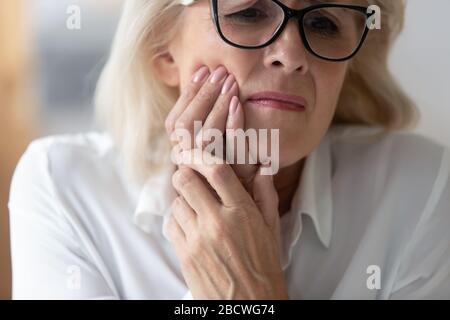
{"left": 336, "top": 0, "right": 418, "bottom": 129}
{"left": 95, "top": 0, "right": 418, "bottom": 186}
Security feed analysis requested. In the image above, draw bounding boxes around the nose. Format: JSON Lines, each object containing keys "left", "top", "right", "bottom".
{"left": 263, "top": 20, "right": 309, "bottom": 75}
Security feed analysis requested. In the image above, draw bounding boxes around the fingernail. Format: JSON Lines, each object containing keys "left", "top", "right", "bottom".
{"left": 229, "top": 96, "right": 240, "bottom": 115}
{"left": 192, "top": 66, "right": 209, "bottom": 83}
{"left": 221, "top": 75, "right": 236, "bottom": 95}
{"left": 210, "top": 66, "right": 227, "bottom": 84}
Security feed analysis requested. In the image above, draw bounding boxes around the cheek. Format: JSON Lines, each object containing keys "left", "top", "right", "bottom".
{"left": 313, "top": 63, "right": 348, "bottom": 119}
{"left": 176, "top": 13, "right": 257, "bottom": 91}
{"left": 176, "top": 18, "right": 226, "bottom": 86}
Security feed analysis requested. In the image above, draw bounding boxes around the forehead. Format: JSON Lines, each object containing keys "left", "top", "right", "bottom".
{"left": 190, "top": 0, "right": 368, "bottom": 14}
{"left": 199, "top": 0, "right": 368, "bottom": 6}
{"left": 289, "top": 0, "right": 367, "bottom": 5}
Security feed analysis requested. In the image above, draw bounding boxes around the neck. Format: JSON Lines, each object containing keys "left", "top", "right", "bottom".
{"left": 273, "top": 159, "right": 305, "bottom": 218}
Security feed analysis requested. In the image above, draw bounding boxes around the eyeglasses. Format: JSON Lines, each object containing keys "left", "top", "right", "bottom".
{"left": 183, "top": 0, "right": 374, "bottom": 62}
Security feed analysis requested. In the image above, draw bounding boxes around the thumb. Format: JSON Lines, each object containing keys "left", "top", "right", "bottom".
{"left": 252, "top": 163, "right": 280, "bottom": 238}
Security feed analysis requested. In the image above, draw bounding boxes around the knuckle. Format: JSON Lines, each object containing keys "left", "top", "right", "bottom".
{"left": 166, "top": 216, "right": 178, "bottom": 237}
{"left": 181, "top": 83, "right": 197, "bottom": 101}
{"left": 174, "top": 118, "right": 190, "bottom": 131}
{"left": 171, "top": 196, "right": 182, "bottom": 212}
{"left": 173, "top": 168, "right": 194, "bottom": 188}
{"left": 209, "top": 220, "right": 228, "bottom": 242}
{"left": 180, "top": 253, "right": 196, "bottom": 271}
{"left": 172, "top": 198, "right": 192, "bottom": 225}
{"left": 210, "top": 163, "right": 230, "bottom": 183}
{"left": 165, "top": 116, "right": 175, "bottom": 134}
{"left": 235, "top": 194, "right": 252, "bottom": 209}
{"left": 196, "top": 132, "right": 213, "bottom": 149}
{"left": 196, "top": 86, "right": 214, "bottom": 103}
{"left": 201, "top": 139, "right": 212, "bottom": 150}
{"left": 235, "top": 209, "right": 253, "bottom": 224}
{"left": 187, "top": 238, "right": 203, "bottom": 257}
{"left": 213, "top": 97, "right": 229, "bottom": 113}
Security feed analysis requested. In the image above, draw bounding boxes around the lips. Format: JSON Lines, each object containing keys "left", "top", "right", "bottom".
{"left": 246, "top": 91, "right": 307, "bottom": 112}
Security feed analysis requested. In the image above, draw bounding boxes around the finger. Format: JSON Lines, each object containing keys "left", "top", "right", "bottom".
{"left": 171, "top": 196, "right": 198, "bottom": 240}
{"left": 165, "top": 66, "right": 210, "bottom": 137}
{"left": 226, "top": 96, "right": 259, "bottom": 192}
{"left": 175, "top": 66, "right": 228, "bottom": 149}
{"left": 166, "top": 215, "right": 191, "bottom": 263}
{"left": 195, "top": 74, "right": 238, "bottom": 150}
{"left": 166, "top": 213, "right": 186, "bottom": 244}
{"left": 252, "top": 163, "right": 279, "bottom": 231}
{"left": 172, "top": 167, "right": 221, "bottom": 215}
{"left": 176, "top": 149, "right": 252, "bottom": 207}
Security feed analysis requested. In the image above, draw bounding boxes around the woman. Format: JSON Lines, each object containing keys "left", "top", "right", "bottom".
{"left": 9, "top": 0, "right": 450, "bottom": 299}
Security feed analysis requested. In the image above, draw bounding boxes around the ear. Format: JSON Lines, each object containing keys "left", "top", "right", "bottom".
{"left": 152, "top": 50, "right": 180, "bottom": 87}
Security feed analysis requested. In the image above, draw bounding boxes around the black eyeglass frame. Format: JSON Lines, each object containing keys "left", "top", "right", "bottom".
{"left": 210, "top": 0, "right": 375, "bottom": 62}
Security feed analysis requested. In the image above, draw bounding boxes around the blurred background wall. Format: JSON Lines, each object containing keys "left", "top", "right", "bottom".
{"left": 1, "top": 0, "right": 449, "bottom": 299}
{"left": 31, "top": 0, "right": 122, "bottom": 134}
{"left": 390, "top": 0, "right": 450, "bottom": 147}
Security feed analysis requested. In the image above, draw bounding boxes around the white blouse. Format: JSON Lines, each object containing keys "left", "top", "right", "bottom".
{"left": 8, "top": 125, "right": 450, "bottom": 299}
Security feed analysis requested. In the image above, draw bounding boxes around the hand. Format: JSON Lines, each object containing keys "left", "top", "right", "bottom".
{"left": 167, "top": 148, "right": 288, "bottom": 300}
{"left": 164, "top": 65, "right": 258, "bottom": 192}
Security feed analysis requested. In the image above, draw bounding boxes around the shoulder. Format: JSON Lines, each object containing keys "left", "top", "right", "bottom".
{"left": 330, "top": 124, "right": 448, "bottom": 159}
{"left": 329, "top": 125, "right": 450, "bottom": 183}
{"left": 8, "top": 132, "right": 124, "bottom": 299}
{"left": 12, "top": 131, "right": 116, "bottom": 182}
{"left": 25, "top": 131, "right": 116, "bottom": 166}
{"left": 8, "top": 131, "right": 120, "bottom": 211}
{"left": 328, "top": 124, "right": 450, "bottom": 234}
{"left": 329, "top": 126, "right": 450, "bottom": 298}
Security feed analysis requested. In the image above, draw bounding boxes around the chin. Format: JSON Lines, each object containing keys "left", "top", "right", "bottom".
{"left": 280, "top": 155, "right": 305, "bottom": 169}
{"left": 244, "top": 104, "right": 306, "bottom": 130}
